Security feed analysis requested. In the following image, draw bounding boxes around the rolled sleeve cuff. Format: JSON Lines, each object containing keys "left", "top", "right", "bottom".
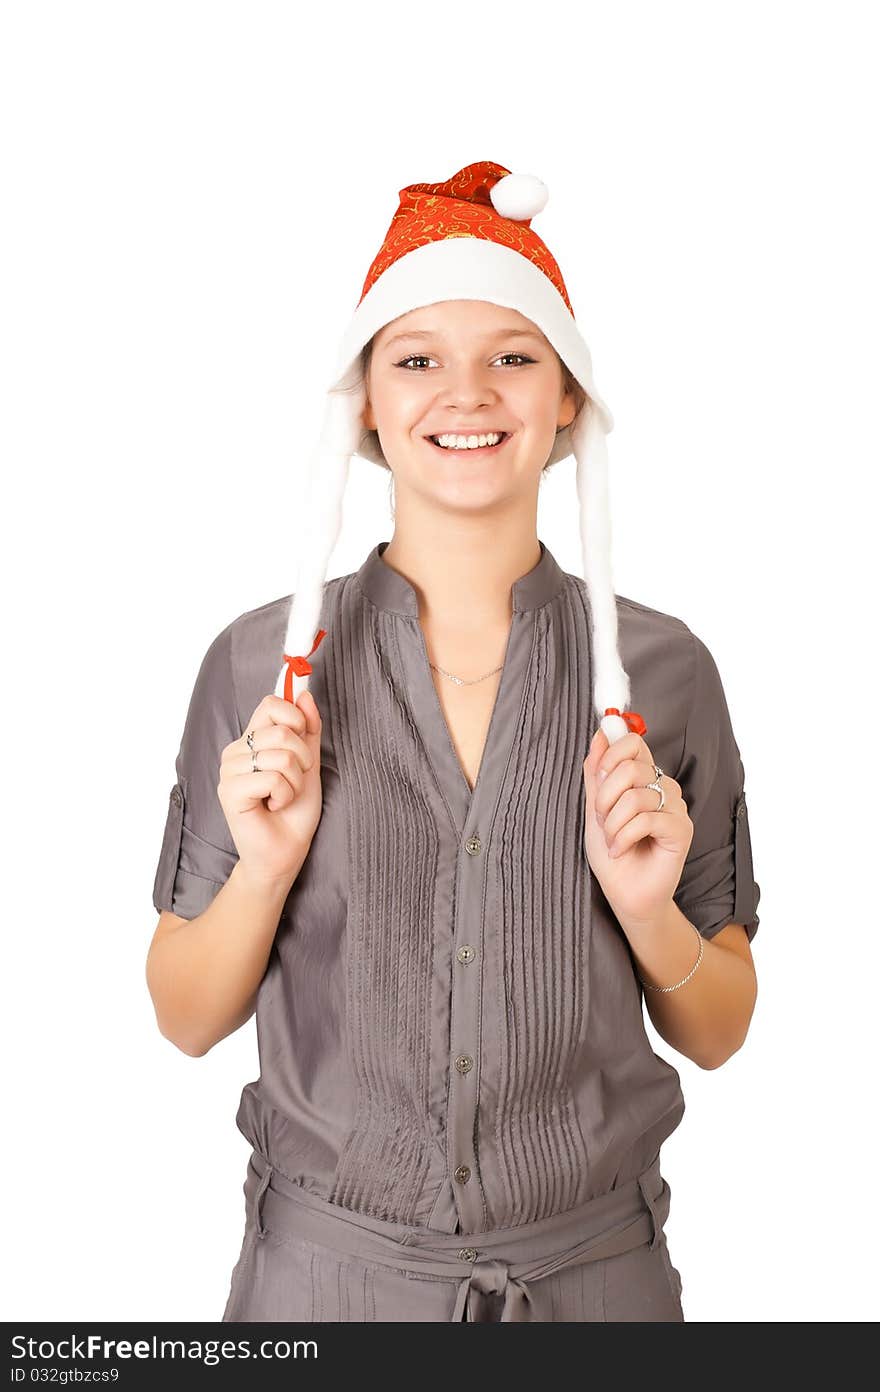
{"left": 674, "top": 794, "right": 761, "bottom": 942}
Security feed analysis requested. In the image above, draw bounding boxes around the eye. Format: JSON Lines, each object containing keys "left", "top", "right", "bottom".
{"left": 396, "top": 355, "right": 437, "bottom": 370}
{"left": 396, "top": 352, "right": 535, "bottom": 371}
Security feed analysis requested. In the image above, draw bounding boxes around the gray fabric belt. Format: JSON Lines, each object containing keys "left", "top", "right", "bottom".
{"left": 245, "top": 1147, "right": 670, "bottom": 1322}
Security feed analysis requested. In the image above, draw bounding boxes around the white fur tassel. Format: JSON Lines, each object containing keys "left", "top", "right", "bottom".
{"left": 571, "top": 399, "right": 632, "bottom": 746}
{"left": 275, "top": 380, "right": 366, "bottom": 703}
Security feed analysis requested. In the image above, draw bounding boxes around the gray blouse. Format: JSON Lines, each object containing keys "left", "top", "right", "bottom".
{"left": 152, "top": 539, "right": 760, "bottom": 1235}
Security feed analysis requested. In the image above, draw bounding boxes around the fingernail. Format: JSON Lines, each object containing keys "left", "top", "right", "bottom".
{"left": 598, "top": 769, "right": 607, "bottom": 782}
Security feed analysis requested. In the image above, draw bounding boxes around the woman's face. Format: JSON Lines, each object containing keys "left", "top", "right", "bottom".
{"left": 363, "top": 300, "right": 578, "bottom": 512}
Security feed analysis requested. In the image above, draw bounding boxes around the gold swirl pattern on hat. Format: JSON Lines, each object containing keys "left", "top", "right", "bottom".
{"left": 358, "top": 160, "right": 574, "bottom": 316}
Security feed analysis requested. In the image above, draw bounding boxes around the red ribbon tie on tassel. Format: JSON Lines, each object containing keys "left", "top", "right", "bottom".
{"left": 604, "top": 707, "right": 648, "bottom": 736}
{"left": 281, "top": 629, "right": 327, "bottom": 703}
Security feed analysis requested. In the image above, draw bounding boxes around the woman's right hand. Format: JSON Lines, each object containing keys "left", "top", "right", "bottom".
{"left": 218, "top": 689, "right": 324, "bottom": 889}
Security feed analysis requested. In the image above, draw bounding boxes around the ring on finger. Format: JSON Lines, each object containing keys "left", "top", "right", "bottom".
{"left": 644, "top": 762, "right": 665, "bottom": 811}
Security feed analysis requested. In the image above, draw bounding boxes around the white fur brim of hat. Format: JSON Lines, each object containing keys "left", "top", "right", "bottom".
{"left": 278, "top": 181, "right": 633, "bottom": 747}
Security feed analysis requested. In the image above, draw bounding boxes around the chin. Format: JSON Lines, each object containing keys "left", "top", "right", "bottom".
{"left": 430, "top": 478, "right": 521, "bottom": 512}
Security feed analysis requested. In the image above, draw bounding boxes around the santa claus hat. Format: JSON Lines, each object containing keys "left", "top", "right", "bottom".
{"left": 276, "top": 159, "right": 642, "bottom": 747}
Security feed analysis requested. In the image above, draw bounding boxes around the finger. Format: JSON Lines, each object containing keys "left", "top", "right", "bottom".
{"left": 295, "top": 690, "right": 323, "bottom": 754}
{"left": 261, "top": 759, "right": 305, "bottom": 810}
{"left": 596, "top": 753, "right": 661, "bottom": 803}
{"left": 225, "top": 764, "right": 305, "bottom": 812}
{"left": 597, "top": 764, "right": 682, "bottom": 827}
{"left": 608, "top": 810, "right": 685, "bottom": 859}
{"left": 228, "top": 734, "right": 315, "bottom": 781}
{"left": 243, "top": 692, "right": 309, "bottom": 740}
{"left": 639, "top": 737, "right": 657, "bottom": 770}
{"left": 583, "top": 727, "right": 609, "bottom": 801}
{"left": 241, "top": 721, "right": 315, "bottom": 760}
{"left": 592, "top": 731, "right": 643, "bottom": 784}
{"left": 592, "top": 748, "right": 655, "bottom": 819}
{"left": 599, "top": 783, "right": 670, "bottom": 841}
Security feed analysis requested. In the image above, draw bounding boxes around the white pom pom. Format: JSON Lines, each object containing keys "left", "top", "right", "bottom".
{"left": 489, "top": 173, "right": 549, "bottom": 222}
{"left": 600, "top": 712, "right": 631, "bottom": 745}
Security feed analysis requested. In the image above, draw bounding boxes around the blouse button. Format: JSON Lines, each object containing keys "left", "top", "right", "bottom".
{"left": 459, "top": 1247, "right": 478, "bottom": 1262}
{"left": 170, "top": 786, "right": 182, "bottom": 807}
{"left": 736, "top": 798, "right": 746, "bottom": 818}
{"left": 454, "top": 1164, "right": 471, "bottom": 1184}
{"left": 457, "top": 945, "right": 476, "bottom": 965}
{"left": 455, "top": 1054, "right": 474, "bottom": 1074}
{"left": 465, "top": 836, "right": 482, "bottom": 856}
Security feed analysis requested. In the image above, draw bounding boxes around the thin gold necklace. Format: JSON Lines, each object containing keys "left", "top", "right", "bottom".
{"left": 429, "top": 662, "right": 504, "bottom": 686}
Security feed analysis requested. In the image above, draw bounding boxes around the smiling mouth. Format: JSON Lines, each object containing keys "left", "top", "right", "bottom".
{"left": 425, "top": 432, "right": 512, "bottom": 454}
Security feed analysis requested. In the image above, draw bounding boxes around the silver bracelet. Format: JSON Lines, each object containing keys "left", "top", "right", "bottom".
{"left": 638, "top": 922, "right": 704, "bottom": 993}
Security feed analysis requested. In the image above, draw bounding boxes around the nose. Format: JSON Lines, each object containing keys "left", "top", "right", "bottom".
{"left": 436, "top": 362, "right": 499, "bottom": 413}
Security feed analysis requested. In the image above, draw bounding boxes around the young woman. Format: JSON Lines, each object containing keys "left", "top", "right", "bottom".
{"left": 147, "top": 161, "right": 760, "bottom": 1323}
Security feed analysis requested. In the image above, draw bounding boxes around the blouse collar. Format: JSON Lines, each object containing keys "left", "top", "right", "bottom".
{"left": 355, "top": 538, "right": 566, "bottom": 617}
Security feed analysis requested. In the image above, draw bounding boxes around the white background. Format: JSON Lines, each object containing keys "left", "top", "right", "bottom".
{"left": 2, "top": 0, "right": 877, "bottom": 1324}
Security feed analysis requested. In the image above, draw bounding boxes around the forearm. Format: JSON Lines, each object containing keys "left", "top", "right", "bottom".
{"left": 618, "top": 899, "right": 757, "bottom": 1069}
{"left": 147, "top": 858, "right": 303, "bottom": 1056}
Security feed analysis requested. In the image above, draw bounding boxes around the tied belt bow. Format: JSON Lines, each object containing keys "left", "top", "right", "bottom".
{"left": 452, "top": 1257, "right": 534, "bottom": 1322}
{"left": 246, "top": 1149, "right": 668, "bottom": 1323}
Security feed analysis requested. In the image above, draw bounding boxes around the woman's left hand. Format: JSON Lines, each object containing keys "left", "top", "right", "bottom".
{"left": 583, "top": 726, "right": 694, "bottom": 930}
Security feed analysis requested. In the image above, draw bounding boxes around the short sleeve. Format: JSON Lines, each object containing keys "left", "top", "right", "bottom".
{"left": 151, "top": 620, "right": 243, "bottom": 919}
{"left": 672, "top": 633, "right": 761, "bottom": 943}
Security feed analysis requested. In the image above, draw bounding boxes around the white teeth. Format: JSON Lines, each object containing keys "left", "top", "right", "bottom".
{"left": 431, "top": 432, "right": 505, "bottom": 450}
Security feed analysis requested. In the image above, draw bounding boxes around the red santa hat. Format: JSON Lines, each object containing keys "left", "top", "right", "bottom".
{"left": 277, "top": 159, "right": 643, "bottom": 747}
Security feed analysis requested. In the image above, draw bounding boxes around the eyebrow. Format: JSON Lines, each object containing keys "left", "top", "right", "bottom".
{"left": 381, "top": 327, "right": 545, "bottom": 351}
